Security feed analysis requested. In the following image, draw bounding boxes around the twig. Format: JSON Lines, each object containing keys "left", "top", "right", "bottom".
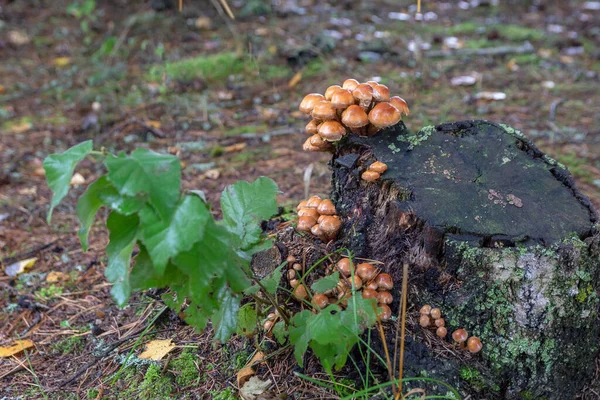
{"left": 426, "top": 41, "right": 534, "bottom": 58}
{"left": 549, "top": 99, "right": 563, "bottom": 122}
{"left": 104, "top": 117, "right": 167, "bottom": 139}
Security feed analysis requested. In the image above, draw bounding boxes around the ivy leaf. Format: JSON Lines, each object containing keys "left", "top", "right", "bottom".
{"left": 237, "top": 303, "right": 257, "bottom": 337}
{"left": 44, "top": 140, "right": 93, "bottom": 223}
{"left": 105, "top": 211, "right": 139, "bottom": 307}
{"left": 139, "top": 195, "right": 210, "bottom": 276}
{"left": 76, "top": 176, "right": 115, "bottom": 251}
{"left": 221, "top": 177, "right": 278, "bottom": 251}
{"left": 105, "top": 148, "right": 181, "bottom": 221}
{"left": 311, "top": 272, "right": 340, "bottom": 294}
{"left": 212, "top": 284, "right": 241, "bottom": 342}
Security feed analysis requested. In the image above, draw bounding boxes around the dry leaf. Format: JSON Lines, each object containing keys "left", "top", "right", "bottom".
{"left": 145, "top": 120, "right": 161, "bottom": 129}
{"left": 288, "top": 71, "right": 302, "bottom": 88}
{"left": 46, "top": 271, "right": 69, "bottom": 283}
{"left": 53, "top": 57, "right": 71, "bottom": 67}
{"left": 70, "top": 173, "right": 86, "bottom": 186}
{"left": 240, "top": 377, "right": 272, "bottom": 400}
{"left": 205, "top": 169, "right": 220, "bottom": 180}
{"left": 8, "top": 30, "right": 30, "bottom": 46}
{"left": 33, "top": 167, "right": 46, "bottom": 177}
{"left": 8, "top": 121, "right": 33, "bottom": 134}
{"left": 237, "top": 351, "right": 266, "bottom": 387}
{"left": 5, "top": 257, "right": 38, "bottom": 277}
{"left": 139, "top": 339, "right": 176, "bottom": 360}
{"left": 224, "top": 143, "right": 247, "bottom": 153}
{"left": 0, "top": 340, "right": 35, "bottom": 357}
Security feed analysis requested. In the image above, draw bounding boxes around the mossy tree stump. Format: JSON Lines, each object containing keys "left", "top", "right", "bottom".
{"left": 331, "top": 120, "right": 600, "bottom": 399}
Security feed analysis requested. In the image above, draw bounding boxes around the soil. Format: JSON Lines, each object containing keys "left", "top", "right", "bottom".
{"left": 1, "top": 0, "right": 599, "bottom": 399}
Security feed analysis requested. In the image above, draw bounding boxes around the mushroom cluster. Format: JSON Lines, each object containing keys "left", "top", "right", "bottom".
{"left": 362, "top": 160, "right": 388, "bottom": 182}
{"left": 296, "top": 196, "right": 342, "bottom": 242}
{"left": 419, "top": 304, "right": 447, "bottom": 339}
{"left": 263, "top": 311, "right": 279, "bottom": 336}
{"left": 285, "top": 255, "right": 309, "bottom": 301}
{"left": 299, "top": 79, "right": 410, "bottom": 152}
{"left": 452, "top": 329, "right": 483, "bottom": 354}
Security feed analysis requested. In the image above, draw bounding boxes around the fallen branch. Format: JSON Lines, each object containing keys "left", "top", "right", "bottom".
{"left": 426, "top": 41, "right": 534, "bottom": 58}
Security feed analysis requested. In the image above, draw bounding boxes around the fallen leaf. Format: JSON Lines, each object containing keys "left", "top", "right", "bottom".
{"left": 4, "top": 258, "right": 38, "bottom": 277}
{"left": 506, "top": 58, "right": 519, "bottom": 72}
{"left": 33, "top": 167, "right": 46, "bottom": 177}
{"left": 46, "top": 271, "right": 70, "bottom": 283}
{"left": 288, "top": 71, "right": 302, "bottom": 88}
{"left": 240, "top": 377, "right": 272, "bottom": 400}
{"left": 237, "top": 351, "right": 266, "bottom": 387}
{"left": 53, "top": 57, "right": 71, "bottom": 67}
{"left": 205, "top": 169, "right": 220, "bottom": 180}
{"left": 70, "top": 173, "right": 86, "bottom": 186}
{"left": 0, "top": 340, "right": 35, "bottom": 357}
{"left": 145, "top": 120, "right": 161, "bottom": 129}
{"left": 224, "top": 143, "right": 247, "bottom": 153}
{"left": 8, "top": 121, "right": 33, "bottom": 134}
{"left": 8, "top": 30, "right": 30, "bottom": 46}
{"left": 139, "top": 339, "right": 176, "bottom": 360}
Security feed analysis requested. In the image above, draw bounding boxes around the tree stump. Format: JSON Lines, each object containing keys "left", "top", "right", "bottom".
{"left": 331, "top": 120, "right": 600, "bottom": 399}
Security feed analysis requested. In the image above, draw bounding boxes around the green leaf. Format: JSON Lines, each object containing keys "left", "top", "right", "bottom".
{"left": 220, "top": 177, "right": 278, "bottom": 251}
{"left": 311, "top": 271, "right": 340, "bottom": 294}
{"left": 98, "top": 190, "right": 144, "bottom": 216}
{"left": 236, "top": 303, "right": 257, "bottom": 337}
{"left": 105, "top": 148, "right": 181, "bottom": 221}
{"left": 44, "top": 140, "right": 93, "bottom": 223}
{"left": 130, "top": 244, "right": 184, "bottom": 291}
{"left": 272, "top": 321, "right": 288, "bottom": 345}
{"left": 105, "top": 211, "right": 139, "bottom": 307}
{"left": 76, "top": 176, "right": 114, "bottom": 251}
{"left": 289, "top": 310, "right": 312, "bottom": 366}
{"left": 260, "top": 262, "right": 285, "bottom": 295}
{"left": 139, "top": 195, "right": 210, "bottom": 275}
{"left": 212, "top": 285, "right": 241, "bottom": 342}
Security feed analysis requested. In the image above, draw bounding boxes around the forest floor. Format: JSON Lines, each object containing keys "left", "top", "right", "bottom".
{"left": 1, "top": 0, "right": 599, "bottom": 399}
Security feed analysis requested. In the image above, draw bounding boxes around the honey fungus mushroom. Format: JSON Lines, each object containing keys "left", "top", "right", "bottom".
{"left": 318, "top": 120, "right": 347, "bottom": 142}
{"left": 361, "top": 170, "right": 380, "bottom": 182}
{"left": 368, "top": 102, "right": 402, "bottom": 135}
{"left": 299, "top": 93, "right": 325, "bottom": 114}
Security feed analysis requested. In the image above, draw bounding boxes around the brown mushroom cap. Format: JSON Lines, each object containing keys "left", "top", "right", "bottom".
{"left": 375, "top": 273, "right": 394, "bottom": 290}
{"left": 297, "top": 216, "right": 317, "bottom": 232}
{"left": 368, "top": 102, "right": 402, "bottom": 129}
{"left": 377, "top": 291, "right": 393, "bottom": 305}
{"left": 389, "top": 96, "right": 410, "bottom": 116}
{"left": 292, "top": 263, "right": 303, "bottom": 271}
{"left": 430, "top": 308, "right": 442, "bottom": 320}
{"left": 311, "top": 100, "right": 337, "bottom": 121}
{"left": 317, "top": 199, "right": 336, "bottom": 216}
{"left": 435, "top": 318, "right": 445, "bottom": 328}
{"left": 341, "top": 105, "right": 369, "bottom": 130}
{"left": 311, "top": 224, "right": 326, "bottom": 241}
{"left": 342, "top": 78, "right": 360, "bottom": 91}
{"left": 324, "top": 85, "right": 343, "bottom": 101}
{"left": 319, "top": 215, "right": 342, "bottom": 239}
{"left": 346, "top": 275, "right": 363, "bottom": 290}
{"left": 452, "top": 329, "right": 469, "bottom": 344}
{"left": 371, "top": 83, "right": 390, "bottom": 102}
{"left": 369, "top": 161, "right": 388, "bottom": 174}
{"left": 420, "top": 304, "right": 432, "bottom": 315}
{"left": 294, "top": 284, "right": 308, "bottom": 300}
{"left": 303, "top": 136, "right": 331, "bottom": 152}
{"left": 298, "top": 207, "right": 320, "bottom": 220}
{"left": 306, "top": 195, "right": 322, "bottom": 209}
{"left": 467, "top": 336, "right": 483, "bottom": 353}
{"left": 331, "top": 89, "right": 356, "bottom": 110}
{"left": 312, "top": 293, "right": 330, "bottom": 309}
{"left": 264, "top": 320, "right": 274, "bottom": 331}
{"left": 352, "top": 84, "right": 374, "bottom": 110}
{"left": 436, "top": 326, "right": 448, "bottom": 338}
{"left": 361, "top": 170, "right": 380, "bottom": 182}
{"left": 286, "top": 255, "right": 296, "bottom": 264}
{"left": 317, "top": 214, "right": 326, "bottom": 224}
{"left": 362, "top": 288, "right": 378, "bottom": 299}
{"left": 379, "top": 304, "right": 392, "bottom": 321}
{"left": 318, "top": 120, "right": 347, "bottom": 142}
{"left": 305, "top": 119, "right": 321, "bottom": 135}
{"left": 299, "top": 93, "right": 325, "bottom": 114}
{"left": 287, "top": 269, "right": 296, "bottom": 281}
{"left": 356, "top": 263, "right": 377, "bottom": 281}
{"left": 310, "top": 133, "right": 327, "bottom": 147}
{"left": 296, "top": 201, "right": 307, "bottom": 211}
{"left": 419, "top": 314, "right": 431, "bottom": 327}
{"left": 366, "top": 280, "right": 378, "bottom": 290}
{"left": 336, "top": 258, "right": 353, "bottom": 276}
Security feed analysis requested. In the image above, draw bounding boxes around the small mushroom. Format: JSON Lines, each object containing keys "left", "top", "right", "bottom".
{"left": 389, "top": 96, "right": 410, "bottom": 116}
{"left": 297, "top": 207, "right": 320, "bottom": 220}
{"left": 311, "top": 100, "right": 337, "bottom": 121}
{"left": 467, "top": 336, "right": 483, "bottom": 354}
{"left": 342, "top": 78, "right": 360, "bottom": 91}
{"left": 368, "top": 102, "right": 402, "bottom": 135}
{"left": 419, "top": 315, "right": 431, "bottom": 327}
{"left": 306, "top": 195, "right": 322, "bottom": 209}
{"left": 352, "top": 83, "right": 374, "bottom": 111}
{"left": 296, "top": 201, "right": 307, "bottom": 211}
{"left": 434, "top": 318, "right": 445, "bottom": 328}
{"left": 452, "top": 329, "right": 469, "bottom": 346}
{"left": 420, "top": 304, "right": 432, "bottom": 315}
{"left": 369, "top": 161, "right": 388, "bottom": 174}
{"left": 287, "top": 255, "right": 296, "bottom": 264}
{"left": 430, "top": 308, "right": 441, "bottom": 320}
{"left": 330, "top": 89, "right": 355, "bottom": 110}
{"left": 319, "top": 215, "right": 342, "bottom": 241}
{"left": 341, "top": 105, "right": 369, "bottom": 136}
{"left": 370, "top": 83, "right": 390, "bottom": 103}
{"left": 287, "top": 269, "right": 296, "bottom": 281}
{"left": 365, "top": 280, "right": 378, "bottom": 291}
{"left": 336, "top": 258, "right": 353, "bottom": 276}
{"left": 378, "top": 304, "right": 392, "bottom": 321}
{"left": 293, "top": 284, "right": 309, "bottom": 300}
{"left": 318, "top": 120, "right": 347, "bottom": 142}
{"left": 312, "top": 293, "right": 329, "bottom": 309}
{"left": 345, "top": 275, "right": 363, "bottom": 290}
{"left": 302, "top": 135, "right": 331, "bottom": 152}
{"left": 324, "top": 85, "right": 343, "bottom": 100}
{"left": 292, "top": 263, "right": 303, "bottom": 271}
{"left": 297, "top": 216, "right": 317, "bottom": 232}
{"left": 305, "top": 119, "right": 321, "bottom": 135}
{"left": 299, "top": 93, "right": 325, "bottom": 114}
{"left": 375, "top": 273, "right": 394, "bottom": 290}
{"left": 361, "top": 170, "right": 381, "bottom": 182}
{"left": 377, "top": 291, "right": 393, "bottom": 305}
{"left": 264, "top": 320, "right": 274, "bottom": 332}
{"left": 311, "top": 224, "right": 327, "bottom": 241}
{"left": 309, "top": 133, "right": 327, "bottom": 147}
{"left": 356, "top": 263, "right": 377, "bottom": 281}
{"left": 436, "top": 326, "right": 448, "bottom": 338}
{"left": 289, "top": 279, "right": 299, "bottom": 288}
{"left": 317, "top": 199, "right": 336, "bottom": 216}
{"left": 362, "top": 288, "right": 378, "bottom": 299}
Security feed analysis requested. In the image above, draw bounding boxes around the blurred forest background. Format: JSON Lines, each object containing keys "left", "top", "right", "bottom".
{"left": 1, "top": 0, "right": 599, "bottom": 398}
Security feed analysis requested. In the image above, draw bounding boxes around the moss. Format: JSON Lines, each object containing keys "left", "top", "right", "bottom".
{"left": 35, "top": 284, "right": 64, "bottom": 300}
{"left": 52, "top": 335, "right": 85, "bottom": 354}
{"left": 459, "top": 367, "right": 486, "bottom": 391}
{"left": 148, "top": 52, "right": 246, "bottom": 83}
{"left": 86, "top": 388, "right": 100, "bottom": 399}
{"left": 210, "top": 387, "right": 239, "bottom": 400}
{"left": 397, "top": 125, "right": 435, "bottom": 150}
{"left": 170, "top": 350, "right": 199, "bottom": 387}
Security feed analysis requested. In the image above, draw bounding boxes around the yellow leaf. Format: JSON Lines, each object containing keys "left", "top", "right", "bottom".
{"left": 53, "top": 57, "right": 71, "bottom": 67}
{"left": 4, "top": 257, "right": 37, "bottom": 277}
{"left": 7, "top": 121, "right": 33, "bottom": 134}
{"left": 288, "top": 71, "right": 302, "bottom": 88}
{"left": 0, "top": 340, "right": 35, "bottom": 357}
{"left": 138, "top": 339, "right": 175, "bottom": 360}
{"left": 236, "top": 351, "right": 266, "bottom": 387}
{"left": 46, "top": 271, "right": 69, "bottom": 283}
{"left": 145, "top": 120, "right": 161, "bottom": 129}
